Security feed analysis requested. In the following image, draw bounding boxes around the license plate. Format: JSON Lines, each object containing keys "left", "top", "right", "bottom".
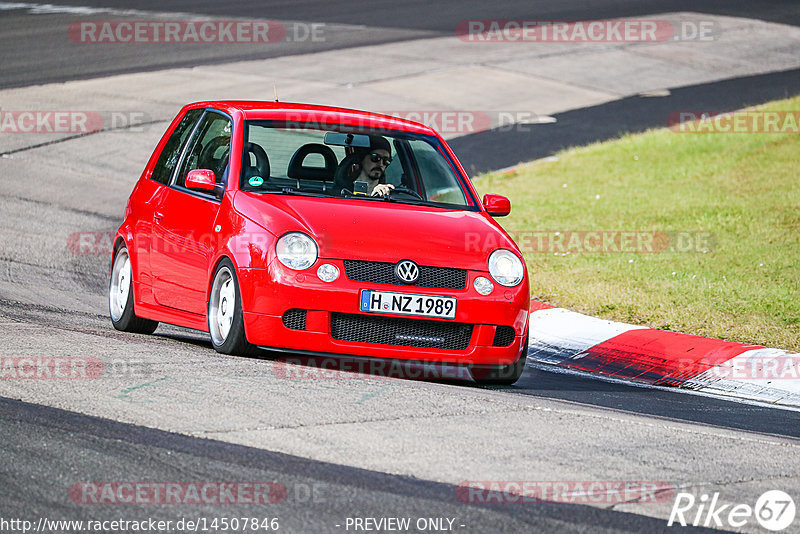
{"left": 359, "top": 290, "right": 456, "bottom": 319}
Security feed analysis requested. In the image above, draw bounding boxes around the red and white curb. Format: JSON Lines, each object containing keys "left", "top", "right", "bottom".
{"left": 527, "top": 301, "right": 800, "bottom": 409}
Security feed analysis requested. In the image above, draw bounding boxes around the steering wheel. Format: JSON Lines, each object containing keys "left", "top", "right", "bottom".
{"left": 389, "top": 186, "right": 424, "bottom": 200}
{"left": 199, "top": 136, "right": 231, "bottom": 179}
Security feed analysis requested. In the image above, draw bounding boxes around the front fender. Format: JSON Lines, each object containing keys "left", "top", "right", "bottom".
{"left": 206, "top": 194, "right": 277, "bottom": 307}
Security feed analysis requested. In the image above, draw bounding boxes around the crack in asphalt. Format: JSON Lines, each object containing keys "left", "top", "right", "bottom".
{"left": 0, "top": 256, "right": 107, "bottom": 278}
{"left": 0, "top": 193, "right": 122, "bottom": 223}
{"left": 546, "top": 407, "right": 800, "bottom": 446}
{"left": 192, "top": 403, "right": 542, "bottom": 435}
{"left": 605, "top": 486, "right": 677, "bottom": 511}
{"left": 0, "top": 296, "right": 104, "bottom": 319}
{"left": 0, "top": 119, "right": 168, "bottom": 156}
{"left": 194, "top": 401, "right": 800, "bottom": 448}
{"left": 0, "top": 297, "right": 185, "bottom": 347}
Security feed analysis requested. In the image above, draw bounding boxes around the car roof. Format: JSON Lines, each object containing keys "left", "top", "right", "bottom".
{"left": 183, "top": 101, "right": 437, "bottom": 135}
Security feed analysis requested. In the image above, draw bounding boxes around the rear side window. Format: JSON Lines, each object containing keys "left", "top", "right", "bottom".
{"left": 150, "top": 109, "right": 203, "bottom": 185}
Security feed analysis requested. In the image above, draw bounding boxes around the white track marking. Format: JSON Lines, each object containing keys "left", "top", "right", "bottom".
{"left": 683, "top": 348, "right": 800, "bottom": 407}
{"left": 527, "top": 308, "right": 800, "bottom": 409}
{"left": 528, "top": 307, "right": 645, "bottom": 365}
{"left": 0, "top": 2, "right": 193, "bottom": 16}
{"left": 528, "top": 361, "right": 800, "bottom": 413}
{"left": 0, "top": 1, "right": 367, "bottom": 30}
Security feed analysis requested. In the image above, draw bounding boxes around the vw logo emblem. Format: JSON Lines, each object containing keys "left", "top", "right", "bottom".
{"left": 395, "top": 260, "right": 419, "bottom": 283}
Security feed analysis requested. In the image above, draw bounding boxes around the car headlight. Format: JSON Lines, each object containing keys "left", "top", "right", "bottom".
{"left": 488, "top": 249, "right": 524, "bottom": 287}
{"left": 276, "top": 232, "right": 318, "bottom": 270}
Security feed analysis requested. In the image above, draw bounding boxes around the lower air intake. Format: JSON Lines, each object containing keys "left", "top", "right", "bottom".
{"left": 331, "top": 313, "right": 472, "bottom": 350}
{"left": 282, "top": 309, "right": 307, "bottom": 330}
{"left": 492, "top": 326, "right": 516, "bottom": 347}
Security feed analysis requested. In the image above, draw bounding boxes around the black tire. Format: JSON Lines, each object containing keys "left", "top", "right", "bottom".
{"left": 470, "top": 333, "right": 528, "bottom": 385}
{"left": 208, "top": 258, "right": 259, "bottom": 356}
{"left": 109, "top": 245, "right": 159, "bottom": 334}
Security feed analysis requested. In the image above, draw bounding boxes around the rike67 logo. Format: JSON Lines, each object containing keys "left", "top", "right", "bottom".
{"left": 668, "top": 490, "right": 795, "bottom": 531}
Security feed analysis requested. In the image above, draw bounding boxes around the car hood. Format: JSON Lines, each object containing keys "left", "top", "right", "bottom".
{"left": 233, "top": 192, "right": 519, "bottom": 270}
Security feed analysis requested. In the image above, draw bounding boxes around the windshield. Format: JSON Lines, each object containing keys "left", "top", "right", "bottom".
{"left": 240, "top": 121, "right": 477, "bottom": 210}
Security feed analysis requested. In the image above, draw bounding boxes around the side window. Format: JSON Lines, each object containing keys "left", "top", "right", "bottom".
{"left": 408, "top": 140, "right": 467, "bottom": 206}
{"left": 150, "top": 109, "right": 203, "bottom": 185}
{"left": 383, "top": 159, "right": 403, "bottom": 186}
{"left": 175, "top": 111, "right": 232, "bottom": 189}
{"left": 383, "top": 141, "right": 403, "bottom": 186}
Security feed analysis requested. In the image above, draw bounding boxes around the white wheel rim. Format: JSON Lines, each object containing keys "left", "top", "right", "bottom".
{"left": 209, "top": 267, "right": 235, "bottom": 345}
{"left": 109, "top": 249, "right": 131, "bottom": 322}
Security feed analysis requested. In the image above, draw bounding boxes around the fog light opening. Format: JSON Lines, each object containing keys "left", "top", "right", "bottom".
{"left": 317, "top": 263, "right": 340, "bottom": 283}
{"left": 474, "top": 276, "right": 494, "bottom": 295}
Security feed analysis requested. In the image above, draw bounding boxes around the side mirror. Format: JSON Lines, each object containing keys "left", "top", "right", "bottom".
{"left": 185, "top": 169, "right": 217, "bottom": 191}
{"left": 483, "top": 194, "right": 511, "bottom": 217}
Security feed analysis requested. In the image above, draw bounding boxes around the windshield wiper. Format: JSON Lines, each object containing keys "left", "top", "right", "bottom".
{"left": 378, "top": 195, "right": 430, "bottom": 206}
{"left": 260, "top": 186, "right": 330, "bottom": 198}
{"left": 340, "top": 189, "right": 430, "bottom": 205}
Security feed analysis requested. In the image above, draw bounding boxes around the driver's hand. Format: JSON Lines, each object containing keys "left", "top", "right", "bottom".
{"left": 371, "top": 184, "right": 395, "bottom": 197}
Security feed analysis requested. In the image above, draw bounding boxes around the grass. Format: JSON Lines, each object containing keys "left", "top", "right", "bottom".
{"left": 474, "top": 96, "right": 800, "bottom": 351}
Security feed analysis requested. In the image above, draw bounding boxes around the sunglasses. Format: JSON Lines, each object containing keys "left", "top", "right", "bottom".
{"left": 367, "top": 152, "right": 392, "bottom": 166}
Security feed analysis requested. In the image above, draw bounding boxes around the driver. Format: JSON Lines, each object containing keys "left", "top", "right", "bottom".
{"left": 333, "top": 135, "right": 395, "bottom": 197}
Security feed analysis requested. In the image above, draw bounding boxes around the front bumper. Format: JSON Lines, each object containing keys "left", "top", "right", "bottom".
{"left": 237, "top": 258, "right": 529, "bottom": 366}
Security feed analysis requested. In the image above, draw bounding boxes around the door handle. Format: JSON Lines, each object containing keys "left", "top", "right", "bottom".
{"left": 154, "top": 211, "right": 164, "bottom": 222}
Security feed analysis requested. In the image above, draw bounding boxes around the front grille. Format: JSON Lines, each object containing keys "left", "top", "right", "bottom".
{"left": 493, "top": 326, "right": 516, "bottom": 347}
{"left": 331, "top": 313, "right": 473, "bottom": 350}
{"left": 282, "top": 309, "right": 307, "bottom": 330}
{"left": 343, "top": 260, "right": 467, "bottom": 289}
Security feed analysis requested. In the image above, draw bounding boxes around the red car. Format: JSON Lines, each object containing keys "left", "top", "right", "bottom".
{"left": 109, "top": 101, "right": 530, "bottom": 384}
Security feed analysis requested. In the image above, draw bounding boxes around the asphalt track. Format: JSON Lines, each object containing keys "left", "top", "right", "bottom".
{"left": 3, "top": 1, "right": 799, "bottom": 173}
{"left": 2, "top": 0, "right": 799, "bottom": 89}
{"left": 1, "top": 1, "right": 800, "bottom": 533}
{"left": 0, "top": 397, "right": 724, "bottom": 534}
{"left": 1, "top": 228, "right": 799, "bottom": 532}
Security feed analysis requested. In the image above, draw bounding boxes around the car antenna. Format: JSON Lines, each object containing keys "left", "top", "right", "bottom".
{"left": 274, "top": 84, "right": 279, "bottom": 102}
